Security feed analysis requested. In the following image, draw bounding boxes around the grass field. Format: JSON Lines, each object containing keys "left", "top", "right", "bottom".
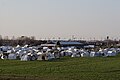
{"left": 0, "top": 54, "right": 120, "bottom": 80}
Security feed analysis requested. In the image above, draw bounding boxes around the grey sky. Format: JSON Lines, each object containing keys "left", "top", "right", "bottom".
{"left": 0, "top": 0, "right": 120, "bottom": 40}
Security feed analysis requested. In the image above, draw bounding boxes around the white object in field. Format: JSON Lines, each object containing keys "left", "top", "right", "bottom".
{"left": 90, "top": 51, "right": 96, "bottom": 57}
{"left": 81, "top": 51, "right": 90, "bottom": 57}
{"left": 106, "top": 51, "right": 116, "bottom": 56}
{"left": 8, "top": 53, "right": 17, "bottom": 60}
{"left": 21, "top": 55, "right": 31, "bottom": 61}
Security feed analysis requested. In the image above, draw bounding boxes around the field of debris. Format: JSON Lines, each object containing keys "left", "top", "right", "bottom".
{"left": 0, "top": 54, "right": 120, "bottom": 80}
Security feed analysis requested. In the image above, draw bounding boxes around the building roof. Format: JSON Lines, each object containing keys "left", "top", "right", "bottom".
{"left": 41, "top": 41, "right": 83, "bottom": 47}
{"left": 41, "top": 44, "right": 56, "bottom": 47}
{"left": 59, "top": 41, "right": 83, "bottom": 45}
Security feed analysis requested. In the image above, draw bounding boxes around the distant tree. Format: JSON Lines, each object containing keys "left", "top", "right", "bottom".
{"left": 4, "top": 36, "right": 9, "bottom": 40}
{"left": 58, "top": 37, "right": 61, "bottom": 40}
{"left": 30, "top": 36, "right": 36, "bottom": 40}
{"left": 12, "top": 36, "right": 15, "bottom": 40}
{"left": 0, "top": 35, "right": 2, "bottom": 46}
{"left": 0, "top": 35, "right": 2, "bottom": 40}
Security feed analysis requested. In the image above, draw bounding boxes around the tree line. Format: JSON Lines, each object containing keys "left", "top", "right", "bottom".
{"left": 0, "top": 36, "right": 47, "bottom": 46}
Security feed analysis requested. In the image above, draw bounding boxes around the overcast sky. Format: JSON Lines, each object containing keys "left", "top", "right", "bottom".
{"left": 0, "top": 0, "right": 120, "bottom": 40}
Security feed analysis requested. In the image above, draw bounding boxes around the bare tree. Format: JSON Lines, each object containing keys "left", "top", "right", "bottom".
{"left": 0, "top": 35, "right": 2, "bottom": 40}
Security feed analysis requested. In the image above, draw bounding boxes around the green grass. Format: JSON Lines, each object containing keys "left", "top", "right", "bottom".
{"left": 0, "top": 54, "right": 120, "bottom": 80}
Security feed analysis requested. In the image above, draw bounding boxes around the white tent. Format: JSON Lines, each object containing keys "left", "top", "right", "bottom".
{"left": 37, "top": 53, "right": 48, "bottom": 61}
{"left": 81, "top": 51, "right": 90, "bottom": 57}
{"left": 21, "top": 55, "right": 31, "bottom": 61}
{"left": 8, "top": 53, "right": 17, "bottom": 60}
{"left": 65, "top": 50, "right": 72, "bottom": 56}
{"left": 37, "top": 52, "right": 43, "bottom": 60}
{"left": 71, "top": 52, "right": 80, "bottom": 58}
{"left": 71, "top": 53, "right": 77, "bottom": 57}
{"left": 60, "top": 51, "right": 65, "bottom": 57}
{"left": 106, "top": 51, "right": 116, "bottom": 57}
{"left": 90, "top": 51, "right": 96, "bottom": 57}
